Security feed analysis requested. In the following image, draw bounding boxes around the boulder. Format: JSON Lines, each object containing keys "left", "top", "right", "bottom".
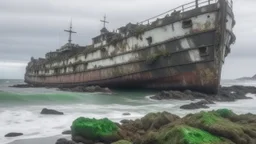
{"left": 122, "top": 113, "right": 131, "bottom": 116}
{"left": 9, "top": 84, "right": 33, "bottom": 88}
{"left": 5, "top": 132, "right": 23, "bottom": 137}
{"left": 150, "top": 85, "right": 256, "bottom": 103}
{"left": 40, "top": 108, "right": 64, "bottom": 115}
{"left": 58, "top": 85, "right": 112, "bottom": 93}
{"left": 71, "top": 117, "right": 121, "bottom": 143}
{"left": 67, "top": 109, "right": 256, "bottom": 144}
{"left": 180, "top": 100, "right": 214, "bottom": 110}
{"left": 122, "top": 109, "right": 256, "bottom": 144}
{"left": 56, "top": 138, "right": 77, "bottom": 144}
{"left": 142, "top": 125, "right": 231, "bottom": 144}
{"left": 184, "top": 109, "right": 256, "bottom": 144}
{"left": 150, "top": 91, "right": 193, "bottom": 100}
{"left": 62, "top": 130, "right": 72, "bottom": 135}
{"left": 140, "top": 111, "right": 180, "bottom": 130}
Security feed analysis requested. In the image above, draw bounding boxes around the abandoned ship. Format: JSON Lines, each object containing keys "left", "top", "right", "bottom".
{"left": 25, "top": 0, "right": 236, "bottom": 93}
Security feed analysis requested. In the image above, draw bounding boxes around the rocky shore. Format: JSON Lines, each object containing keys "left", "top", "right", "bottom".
{"left": 58, "top": 85, "right": 112, "bottom": 93}
{"left": 9, "top": 84, "right": 36, "bottom": 88}
{"left": 10, "top": 83, "right": 112, "bottom": 93}
{"left": 54, "top": 109, "right": 256, "bottom": 144}
{"left": 150, "top": 85, "right": 256, "bottom": 109}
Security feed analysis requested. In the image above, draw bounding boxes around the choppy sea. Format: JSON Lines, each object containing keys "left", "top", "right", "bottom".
{"left": 0, "top": 79, "right": 256, "bottom": 144}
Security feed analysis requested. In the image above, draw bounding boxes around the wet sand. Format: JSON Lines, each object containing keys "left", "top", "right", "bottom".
{"left": 8, "top": 135, "right": 70, "bottom": 144}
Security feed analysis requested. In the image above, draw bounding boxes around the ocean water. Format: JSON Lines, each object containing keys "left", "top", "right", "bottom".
{"left": 0, "top": 79, "right": 256, "bottom": 144}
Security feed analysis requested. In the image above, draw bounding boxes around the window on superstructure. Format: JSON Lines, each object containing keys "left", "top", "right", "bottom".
{"left": 146, "top": 37, "right": 153, "bottom": 45}
{"left": 182, "top": 19, "right": 192, "bottom": 28}
{"left": 199, "top": 47, "right": 209, "bottom": 57}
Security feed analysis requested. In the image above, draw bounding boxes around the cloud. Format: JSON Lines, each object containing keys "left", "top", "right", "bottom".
{"left": 0, "top": 0, "right": 255, "bottom": 79}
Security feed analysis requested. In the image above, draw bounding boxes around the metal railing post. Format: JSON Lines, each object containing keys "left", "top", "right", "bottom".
{"left": 208, "top": 0, "right": 210, "bottom": 4}
{"left": 195, "top": 0, "right": 198, "bottom": 8}
{"left": 182, "top": 5, "right": 184, "bottom": 12}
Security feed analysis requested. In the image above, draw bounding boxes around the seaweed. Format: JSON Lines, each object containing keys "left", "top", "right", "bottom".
{"left": 71, "top": 117, "right": 118, "bottom": 140}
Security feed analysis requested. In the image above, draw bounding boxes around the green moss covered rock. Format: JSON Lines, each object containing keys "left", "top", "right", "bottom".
{"left": 184, "top": 110, "right": 256, "bottom": 144}
{"left": 216, "top": 109, "right": 235, "bottom": 118}
{"left": 155, "top": 125, "right": 227, "bottom": 144}
{"left": 71, "top": 117, "right": 119, "bottom": 141}
{"left": 70, "top": 109, "right": 256, "bottom": 144}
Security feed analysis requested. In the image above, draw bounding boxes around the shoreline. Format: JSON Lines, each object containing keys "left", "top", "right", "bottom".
{"left": 7, "top": 135, "right": 70, "bottom": 144}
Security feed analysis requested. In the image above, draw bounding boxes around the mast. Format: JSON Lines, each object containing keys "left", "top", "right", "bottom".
{"left": 64, "top": 20, "right": 77, "bottom": 45}
{"left": 100, "top": 14, "right": 109, "bottom": 28}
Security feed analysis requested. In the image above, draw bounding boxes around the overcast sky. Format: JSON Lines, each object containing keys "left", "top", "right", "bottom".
{"left": 0, "top": 0, "right": 255, "bottom": 79}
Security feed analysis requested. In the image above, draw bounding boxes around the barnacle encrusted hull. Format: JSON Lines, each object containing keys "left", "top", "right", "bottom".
{"left": 24, "top": 0, "right": 235, "bottom": 94}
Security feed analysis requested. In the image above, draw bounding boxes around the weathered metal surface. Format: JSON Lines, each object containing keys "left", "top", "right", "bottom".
{"left": 25, "top": 0, "right": 235, "bottom": 94}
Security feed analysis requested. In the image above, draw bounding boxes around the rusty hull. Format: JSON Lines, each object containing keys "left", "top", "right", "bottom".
{"left": 25, "top": 0, "right": 235, "bottom": 94}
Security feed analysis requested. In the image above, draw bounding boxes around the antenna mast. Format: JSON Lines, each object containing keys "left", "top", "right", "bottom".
{"left": 64, "top": 20, "right": 77, "bottom": 44}
{"left": 100, "top": 15, "right": 109, "bottom": 28}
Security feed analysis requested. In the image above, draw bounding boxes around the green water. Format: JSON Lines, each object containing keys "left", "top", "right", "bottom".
{"left": 0, "top": 79, "right": 156, "bottom": 106}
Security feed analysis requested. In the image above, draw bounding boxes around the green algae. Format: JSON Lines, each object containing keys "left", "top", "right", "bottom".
{"left": 197, "top": 109, "right": 234, "bottom": 125}
{"left": 156, "top": 125, "right": 223, "bottom": 144}
{"left": 181, "top": 126, "right": 222, "bottom": 144}
{"left": 71, "top": 117, "right": 118, "bottom": 140}
{"left": 201, "top": 112, "right": 220, "bottom": 125}
{"left": 216, "top": 109, "right": 234, "bottom": 118}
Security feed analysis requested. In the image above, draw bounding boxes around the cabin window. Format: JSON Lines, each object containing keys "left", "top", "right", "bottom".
{"left": 73, "top": 65, "right": 77, "bottom": 72}
{"left": 182, "top": 19, "right": 192, "bottom": 28}
{"left": 146, "top": 36, "right": 153, "bottom": 45}
{"left": 54, "top": 68, "right": 59, "bottom": 74}
{"left": 199, "top": 47, "right": 209, "bottom": 57}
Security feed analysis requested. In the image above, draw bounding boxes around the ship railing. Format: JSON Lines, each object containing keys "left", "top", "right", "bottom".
{"left": 227, "top": 0, "right": 233, "bottom": 9}
{"left": 139, "top": 0, "right": 232, "bottom": 25}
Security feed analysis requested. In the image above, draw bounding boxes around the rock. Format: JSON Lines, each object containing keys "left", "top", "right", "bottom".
{"left": 40, "top": 108, "right": 64, "bottom": 115}
{"left": 144, "top": 125, "right": 231, "bottom": 144}
{"left": 183, "top": 109, "right": 256, "bottom": 144}
{"left": 120, "top": 119, "right": 130, "bottom": 124}
{"left": 56, "top": 138, "right": 77, "bottom": 144}
{"left": 180, "top": 103, "right": 209, "bottom": 110}
{"left": 137, "top": 130, "right": 146, "bottom": 135}
{"left": 58, "top": 85, "right": 112, "bottom": 93}
{"left": 180, "top": 100, "right": 214, "bottom": 110}
{"left": 69, "top": 110, "right": 256, "bottom": 144}
{"left": 72, "top": 136, "right": 94, "bottom": 144}
{"left": 111, "top": 140, "right": 132, "bottom": 144}
{"left": 150, "top": 85, "right": 256, "bottom": 104}
{"left": 140, "top": 111, "right": 180, "bottom": 130}
{"left": 71, "top": 117, "right": 121, "bottom": 143}
{"left": 62, "top": 130, "right": 72, "bottom": 135}
{"left": 9, "top": 84, "right": 34, "bottom": 88}
{"left": 150, "top": 91, "right": 193, "bottom": 100}
{"left": 5, "top": 132, "right": 23, "bottom": 137}
{"left": 123, "top": 113, "right": 131, "bottom": 116}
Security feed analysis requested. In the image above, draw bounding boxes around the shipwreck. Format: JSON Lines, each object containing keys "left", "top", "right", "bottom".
{"left": 25, "top": 0, "right": 236, "bottom": 93}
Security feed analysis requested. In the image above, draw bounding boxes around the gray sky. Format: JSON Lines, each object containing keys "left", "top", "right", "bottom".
{"left": 0, "top": 0, "right": 255, "bottom": 79}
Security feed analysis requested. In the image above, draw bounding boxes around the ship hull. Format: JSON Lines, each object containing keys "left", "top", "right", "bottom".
{"left": 26, "top": 61, "right": 218, "bottom": 93}
{"left": 25, "top": 0, "right": 235, "bottom": 94}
